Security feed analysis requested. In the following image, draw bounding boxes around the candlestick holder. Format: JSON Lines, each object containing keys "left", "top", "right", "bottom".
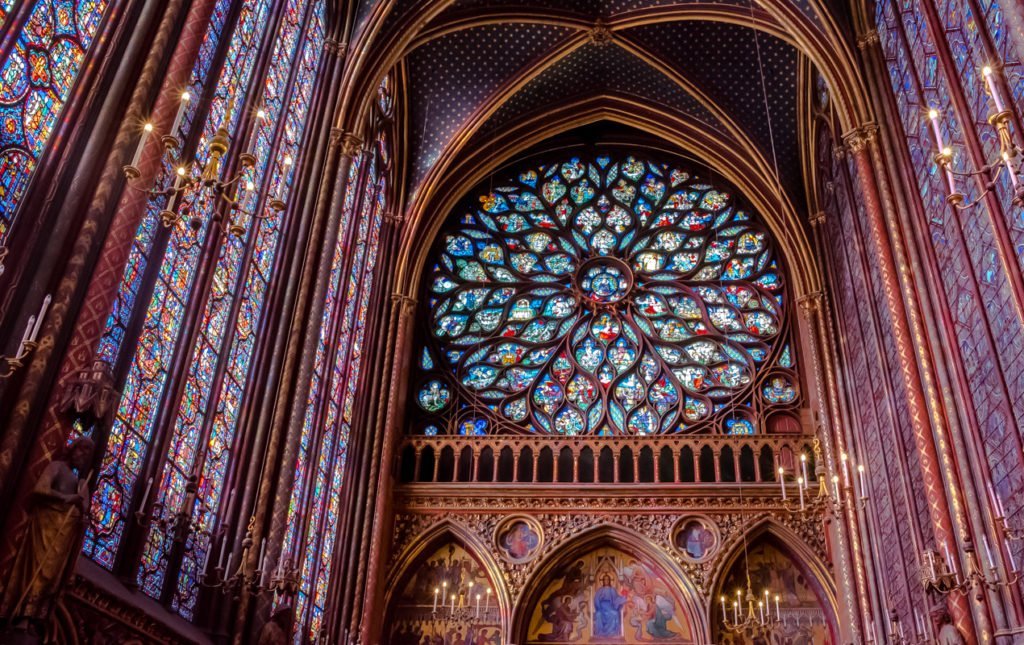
{"left": 920, "top": 539, "right": 1019, "bottom": 597}
{"left": 720, "top": 583, "right": 782, "bottom": 639}
{"left": 123, "top": 99, "right": 286, "bottom": 241}
{"left": 928, "top": 66, "right": 1024, "bottom": 209}
{"left": 885, "top": 609, "right": 929, "bottom": 645}
{"left": 0, "top": 340, "right": 37, "bottom": 378}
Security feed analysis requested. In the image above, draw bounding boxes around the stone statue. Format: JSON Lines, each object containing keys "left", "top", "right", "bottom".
{"left": 1, "top": 436, "right": 94, "bottom": 634}
{"left": 257, "top": 603, "right": 293, "bottom": 645}
{"left": 936, "top": 611, "right": 966, "bottom": 645}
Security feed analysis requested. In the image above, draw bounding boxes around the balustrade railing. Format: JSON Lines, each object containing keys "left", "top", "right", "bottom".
{"left": 395, "top": 434, "right": 817, "bottom": 486}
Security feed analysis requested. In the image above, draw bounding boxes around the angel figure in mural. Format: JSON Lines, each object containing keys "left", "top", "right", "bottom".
{"left": 537, "top": 595, "right": 580, "bottom": 641}
{"left": 0, "top": 437, "right": 94, "bottom": 636}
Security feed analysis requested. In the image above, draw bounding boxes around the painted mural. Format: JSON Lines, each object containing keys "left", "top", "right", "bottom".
{"left": 525, "top": 546, "right": 695, "bottom": 644}
{"left": 718, "top": 541, "right": 833, "bottom": 645}
{"left": 387, "top": 542, "right": 503, "bottom": 644}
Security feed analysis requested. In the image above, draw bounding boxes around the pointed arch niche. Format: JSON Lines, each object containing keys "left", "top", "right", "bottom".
{"left": 383, "top": 525, "right": 509, "bottom": 644}
{"left": 712, "top": 522, "right": 838, "bottom": 644}
{"left": 513, "top": 526, "right": 705, "bottom": 643}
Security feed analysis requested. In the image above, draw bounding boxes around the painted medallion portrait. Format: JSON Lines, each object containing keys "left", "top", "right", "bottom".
{"left": 672, "top": 517, "right": 719, "bottom": 562}
{"left": 496, "top": 516, "right": 543, "bottom": 563}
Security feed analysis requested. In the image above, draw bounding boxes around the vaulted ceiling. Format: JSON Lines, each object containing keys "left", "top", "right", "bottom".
{"left": 349, "top": 0, "right": 855, "bottom": 216}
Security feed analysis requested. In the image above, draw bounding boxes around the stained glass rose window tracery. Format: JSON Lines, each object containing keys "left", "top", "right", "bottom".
{"left": 415, "top": 153, "right": 799, "bottom": 435}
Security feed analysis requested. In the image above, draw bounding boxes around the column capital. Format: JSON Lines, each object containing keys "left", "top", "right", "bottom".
{"left": 330, "top": 129, "right": 363, "bottom": 157}
{"left": 809, "top": 211, "right": 826, "bottom": 227}
{"left": 856, "top": 29, "right": 880, "bottom": 50}
{"left": 841, "top": 123, "right": 879, "bottom": 153}
{"left": 391, "top": 293, "right": 418, "bottom": 311}
{"left": 797, "top": 291, "right": 825, "bottom": 317}
{"left": 384, "top": 210, "right": 405, "bottom": 227}
{"left": 324, "top": 39, "right": 347, "bottom": 57}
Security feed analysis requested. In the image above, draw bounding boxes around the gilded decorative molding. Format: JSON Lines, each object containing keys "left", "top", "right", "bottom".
{"left": 809, "top": 211, "right": 826, "bottom": 227}
{"left": 797, "top": 291, "right": 825, "bottom": 317}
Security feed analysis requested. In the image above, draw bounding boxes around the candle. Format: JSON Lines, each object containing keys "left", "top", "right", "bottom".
{"left": 202, "top": 546, "right": 211, "bottom": 576}
{"left": 258, "top": 538, "right": 266, "bottom": 570}
{"left": 19, "top": 315, "right": 35, "bottom": 350}
{"left": 720, "top": 596, "right": 726, "bottom": 619}
{"left": 775, "top": 594, "right": 780, "bottom": 621}
{"left": 927, "top": 550, "right": 936, "bottom": 580}
{"left": 928, "top": 108, "right": 946, "bottom": 149}
{"left": 131, "top": 123, "right": 154, "bottom": 169}
{"left": 778, "top": 467, "right": 786, "bottom": 500}
{"left": 758, "top": 600, "right": 764, "bottom": 624}
{"left": 433, "top": 587, "right": 439, "bottom": 612}
{"left": 857, "top": 464, "right": 866, "bottom": 498}
{"left": 840, "top": 453, "right": 850, "bottom": 487}
{"left": 218, "top": 537, "right": 228, "bottom": 568}
{"left": 831, "top": 475, "right": 840, "bottom": 500}
{"left": 733, "top": 600, "right": 739, "bottom": 624}
{"left": 247, "top": 108, "right": 267, "bottom": 156}
{"left": 169, "top": 91, "right": 191, "bottom": 139}
{"left": 261, "top": 553, "right": 270, "bottom": 586}
{"left": 450, "top": 593, "right": 455, "bottom": 614}
{"left": 941, "top": 147, "right": 958, "bottom": 195}
{"left": 1003, "top": 153, "right": 1020, "bottom": 188}
{"left": 797, "top": 477, "right": 805, "bottom": 510}
{"left": 486, "top": 587, "right": 491, "bottom": 612}
{"left": 138, "top": 476, "right": 153, "bottom": 511}
{"left": 944, "top": 543, "right": 955, "bottom": 574}
{"left": 983, "top": 535, "right": 996, "bottom": 569}
{"left": 800, "top": 453, "right": 808, "bottom": 484}
{"left": 983, "top": 66, "right": 1006, "bottom": 113}
{"left": 914, "top": 608, "right": 925, "bottom": 636}
{"left": 225, "top": 550, "right": 233, "bottom": 573}
{"left": 476, "top": 594, "right": 481, "bottom": 618}
{"left": 1005, "top": 538, "right": 1018, "bottom": 572}
{"left": 30, "top": 295, "right": 50, "bottom": 342}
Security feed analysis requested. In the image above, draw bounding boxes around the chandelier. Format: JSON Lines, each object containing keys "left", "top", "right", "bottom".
{"left": 429, "top": 545, "right": 494, "bottom": 628}
{"left": 928, "top": 65, "right": 1023, "bottom": 208}
{"left": 720, "top": 582, "right": 782, "bottom": 638}
{"left": 123, "top": 90, "right": 287, "bottom": 239}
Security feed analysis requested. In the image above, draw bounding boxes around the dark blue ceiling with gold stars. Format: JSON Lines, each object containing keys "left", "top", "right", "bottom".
{"left": 359, "top": 0, "right": 825, "bottom": 211}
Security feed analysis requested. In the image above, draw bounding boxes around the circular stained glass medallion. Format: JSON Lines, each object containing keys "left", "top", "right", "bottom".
{"left": 421, "top": 153, "right": 793, "bottom": 435}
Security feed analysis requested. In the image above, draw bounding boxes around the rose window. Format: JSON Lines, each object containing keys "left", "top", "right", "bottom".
{"left": 414, "top": 153, "right": 798, "bottom": 435}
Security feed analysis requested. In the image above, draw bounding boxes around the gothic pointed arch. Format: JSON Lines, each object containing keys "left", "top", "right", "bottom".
{"left": 512, "top": 523, "right": 707, "bottom": 643}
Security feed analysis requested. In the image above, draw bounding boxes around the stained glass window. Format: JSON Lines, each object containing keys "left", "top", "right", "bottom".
{"left": 414, "top": 153, "right": 798, "bottom": 436}
{"left": 0, "top": 0, "right": 111, "bottom": 240}
{"left": 83, "top": 0, "right": 328, "bottom": 620}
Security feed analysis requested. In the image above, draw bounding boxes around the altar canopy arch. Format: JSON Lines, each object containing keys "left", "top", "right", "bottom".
{"left": 412, "top": 151, "right": 800, "bottom": 437}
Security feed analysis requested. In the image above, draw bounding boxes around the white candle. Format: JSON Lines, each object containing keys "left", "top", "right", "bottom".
{"left": 131, "top": 123, "right": 154, "bottom": 168}
{"left": 261, "top": 553, "right": 270, "bottom": 586}
{"left": 928, "top": 108, "right": 946, "bottom": 149}
{"left": 857, "top": 464, "right": 867, "bottom": 498}
{"left": 775, "top": 595, "right": 780, "bottom": 621}
{"left": 927, "top": 550, "right": 936, "bottom": 579}
{"left": 432, "top": 587, "right": 439, "bottom": 612}
{"left": 1005, "top": 538, "right": 1018, "bottom": 572}
{"left": 733, "top": 600, "right": 739, "bottom": 624}
{"left": 800, "top": 453, "right": 808, "bottom": 484}
{"left": 983, "top": 535, "right": 996, "bottom": 569}
{"left": 225, "top": 550, "right": 233, "bottom": 573}
{"left": 942, "top": 147, "right": 958, "bottom": 195}
{"left": 832, "top": 475, "right": 840, "bottom": 500}
{"left": 450, "top": 593, "right": 455, "bottom": 614}
{"left": 258, "top": 538, "right": 266, "bottom": 569}
{"left": 798, "top": 477, "right": 805, "bottom": 510}
{"left": 983, "top": 66, "right": 1006, "bottom": 113}
{"left": 778, "top": 467, "right": 786, "bottom": 500}
{"left": 202, "top": 546, "right": 211, "bottom": 576}
{"left": 944, "top": 543, "right": 955, "bottom": 574}
{"left": 138, "top": 476, "right": 153, "bottom": 511}
{"left": 486, "top": 587, "right": 491, "bottom": 611}
{"left": 759, "top": 601, "right": 764, "bottom": 624}
{"left": 30, "top": 295, "right": 50, "bottom": 342}
{"left": 247, "top": 108, "right": 266, "bottom": 156}
{"left": 914, "top": 608, "right": 925, "bottom": 636}
{"left": 218, "top": 538, "right": 228, "bottom": 568}
{"left": 476, "top": 594, "right": 481, "bottom": 618}
{"left": 19, "top": 315, "right": 35, "bottom": 350}
{"left": 1003, "top": 152, "right": 1020, "bottom": 188}
{"left": 169, "top": 91, "right": 191, "bottom": 139}
{"left": 841, "top": 453, "right": 850, "bottom": 487}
